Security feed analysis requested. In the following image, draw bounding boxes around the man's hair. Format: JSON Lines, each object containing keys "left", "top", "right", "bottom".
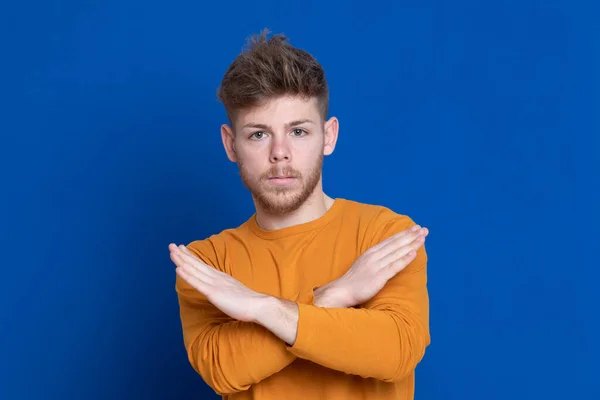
{"left": 217, "top": 29, "right": 329, "bottom": 125}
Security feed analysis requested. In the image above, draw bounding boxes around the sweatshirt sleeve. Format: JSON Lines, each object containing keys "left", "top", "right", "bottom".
{"left": 175, "top": 238, "right": 315, "bottom": 396}
{"left": 286, "top": 212, "right": 431, "bottom": 382}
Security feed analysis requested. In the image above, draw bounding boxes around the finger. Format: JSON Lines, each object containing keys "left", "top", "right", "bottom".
{"left": 174, "top": 252, "right": 217, "bottom": 285}
{"left": 176, "top": 266, "right": 211, "bottom": 294}
{"left": 378, "top": 234, "right": 426, "bottom": 267}
{"left": 170, "top": 251, "right": 216, "bottom": 283}
{"left": 177, "top": 245, "right": 210, "bottom": 267}
{"left": 169, "top": 244, "right": 191, "bottom": 265}
{"left": 171, "top": 245, "right": 209, "bottom": 270}
{"left": 169, "top": 250, "right": 187, "bottom": 268}
{"left": 376, "top": 226, "right": 428, "bottom": 255}
{"left": 179, "top": 244, "right": 193, "bottom": 255}
{"left": 377, "top": 227, "right": 428, "bottom": 260}
{"left": 177, "top": 246, "right": 225, "bottom": 280}
{"left": 381, "top": 250, "right": 418, "bottom": 280}
{"left": 368, "top": 224, "right": 422, "bottom": 253}
{"left": 175, "top": 245, "right": 207, "bottom": 266}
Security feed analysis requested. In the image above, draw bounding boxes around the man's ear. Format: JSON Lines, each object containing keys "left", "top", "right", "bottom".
{"left": 323, "top": 116, "right": 339, "bottom": 156}
{"left": 221, "top": 124, "right": 237, "bottom": 162}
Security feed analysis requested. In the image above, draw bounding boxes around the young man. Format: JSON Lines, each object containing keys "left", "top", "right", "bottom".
{"left": 170, "top": 30, "right": 430, "bottom": 400}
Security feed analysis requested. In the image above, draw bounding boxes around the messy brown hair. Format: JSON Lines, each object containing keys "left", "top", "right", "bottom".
{"left": 217, "top": 29, "right": 329, "bottom": 127}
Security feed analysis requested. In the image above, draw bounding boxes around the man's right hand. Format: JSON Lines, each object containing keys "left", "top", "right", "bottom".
{"left": 314, "top": 225, "right": 429, "bottom": 308}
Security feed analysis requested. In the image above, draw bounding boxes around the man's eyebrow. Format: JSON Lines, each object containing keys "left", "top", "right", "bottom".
{"left": 242, "top": 119, "right": 315, "bottom": 131}
{"left": 285, "top": 119, "right": 315, "bottom": 129}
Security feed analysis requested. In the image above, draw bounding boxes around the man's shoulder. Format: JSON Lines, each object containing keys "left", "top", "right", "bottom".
{"left": 339, "top": 198, "right": 419, "bottom": 247}
{"left": 341, "top": 198, "right": 416, "bottom": 229}
{"left": 184, "top": 219, "right": 253, "bottom": 266}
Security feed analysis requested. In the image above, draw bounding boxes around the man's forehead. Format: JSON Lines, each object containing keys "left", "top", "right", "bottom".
{"left": 237, "top": 97, "right": 320, "bottom": 128}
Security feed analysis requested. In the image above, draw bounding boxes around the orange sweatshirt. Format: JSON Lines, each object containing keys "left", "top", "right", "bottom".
{"left": 175, "top": 198, "right": 430, "bottom": 400}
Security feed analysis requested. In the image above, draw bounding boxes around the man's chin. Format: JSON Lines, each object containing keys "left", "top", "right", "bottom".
{"left": 254, "top": 190, "right": 306, "bottom": 215}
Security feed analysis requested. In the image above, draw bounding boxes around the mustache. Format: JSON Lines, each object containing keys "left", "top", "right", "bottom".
{"left": 262, "top": 167, "right": 301, "bottom": 179}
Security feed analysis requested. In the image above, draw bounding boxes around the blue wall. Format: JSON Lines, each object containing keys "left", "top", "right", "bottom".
{"left": 1, "top": 1, "right": 598, "bottom": 399}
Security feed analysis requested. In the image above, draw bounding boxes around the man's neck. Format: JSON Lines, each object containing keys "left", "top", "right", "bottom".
{"left": 254, "top": 191, "right": 335, "bottom": 231}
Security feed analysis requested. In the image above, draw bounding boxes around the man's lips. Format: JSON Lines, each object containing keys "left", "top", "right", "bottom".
{"left": 267, "top": 176, "right": 298, "bottom": 185}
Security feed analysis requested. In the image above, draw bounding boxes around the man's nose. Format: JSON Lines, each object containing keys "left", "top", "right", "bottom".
{"left": 269, "top": 137, "right": 291, "bottom": 162}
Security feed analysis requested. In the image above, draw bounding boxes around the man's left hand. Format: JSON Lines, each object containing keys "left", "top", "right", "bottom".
{"left": 169, "top": 243, "right": 267, "bottom": 322}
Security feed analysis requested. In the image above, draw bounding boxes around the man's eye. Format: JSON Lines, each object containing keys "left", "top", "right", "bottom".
{"left": 251, "top": 132, "right": 265, "bottom": 139}
{"left": 292, "top": 129, "right": 306, "bottom": 136}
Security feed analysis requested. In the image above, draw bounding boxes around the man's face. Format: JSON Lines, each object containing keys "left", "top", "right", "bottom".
{"left": 222, "top": 95, "right": 336, "bottom": 215}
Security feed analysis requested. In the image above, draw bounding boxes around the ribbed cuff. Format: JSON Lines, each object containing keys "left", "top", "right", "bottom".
{"left": 294, "top": 286, "right": 318, "bottom": 305}
{"left": 286, "top": 302, "right": 319, "bottom": 357}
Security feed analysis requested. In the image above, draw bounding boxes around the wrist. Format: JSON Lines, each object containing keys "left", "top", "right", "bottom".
{"left": 249, "top": 294, "right": 277, "bottom": 324}
{"left": 250, "top": 295, "right": 299, "bottom": 345}
{"left": 314, "top": 283, "right": 352, "bottom": 308}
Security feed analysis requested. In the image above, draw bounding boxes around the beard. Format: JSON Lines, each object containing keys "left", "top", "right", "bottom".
{"left": 238, "top": 153, "right": 323, "bottom": 215}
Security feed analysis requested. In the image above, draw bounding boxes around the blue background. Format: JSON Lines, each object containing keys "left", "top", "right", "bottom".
{"left": 1, "top": 0, "right": 598, "bottom": 399}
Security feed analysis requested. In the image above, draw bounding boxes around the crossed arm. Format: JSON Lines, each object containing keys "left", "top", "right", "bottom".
{"left": 173, "top": 220, "right": 430, "bottom": 395}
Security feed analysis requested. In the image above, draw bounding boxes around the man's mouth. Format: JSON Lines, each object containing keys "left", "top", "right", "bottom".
{"left": 267, "top": 176, "right": 298, "bottom": 185}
